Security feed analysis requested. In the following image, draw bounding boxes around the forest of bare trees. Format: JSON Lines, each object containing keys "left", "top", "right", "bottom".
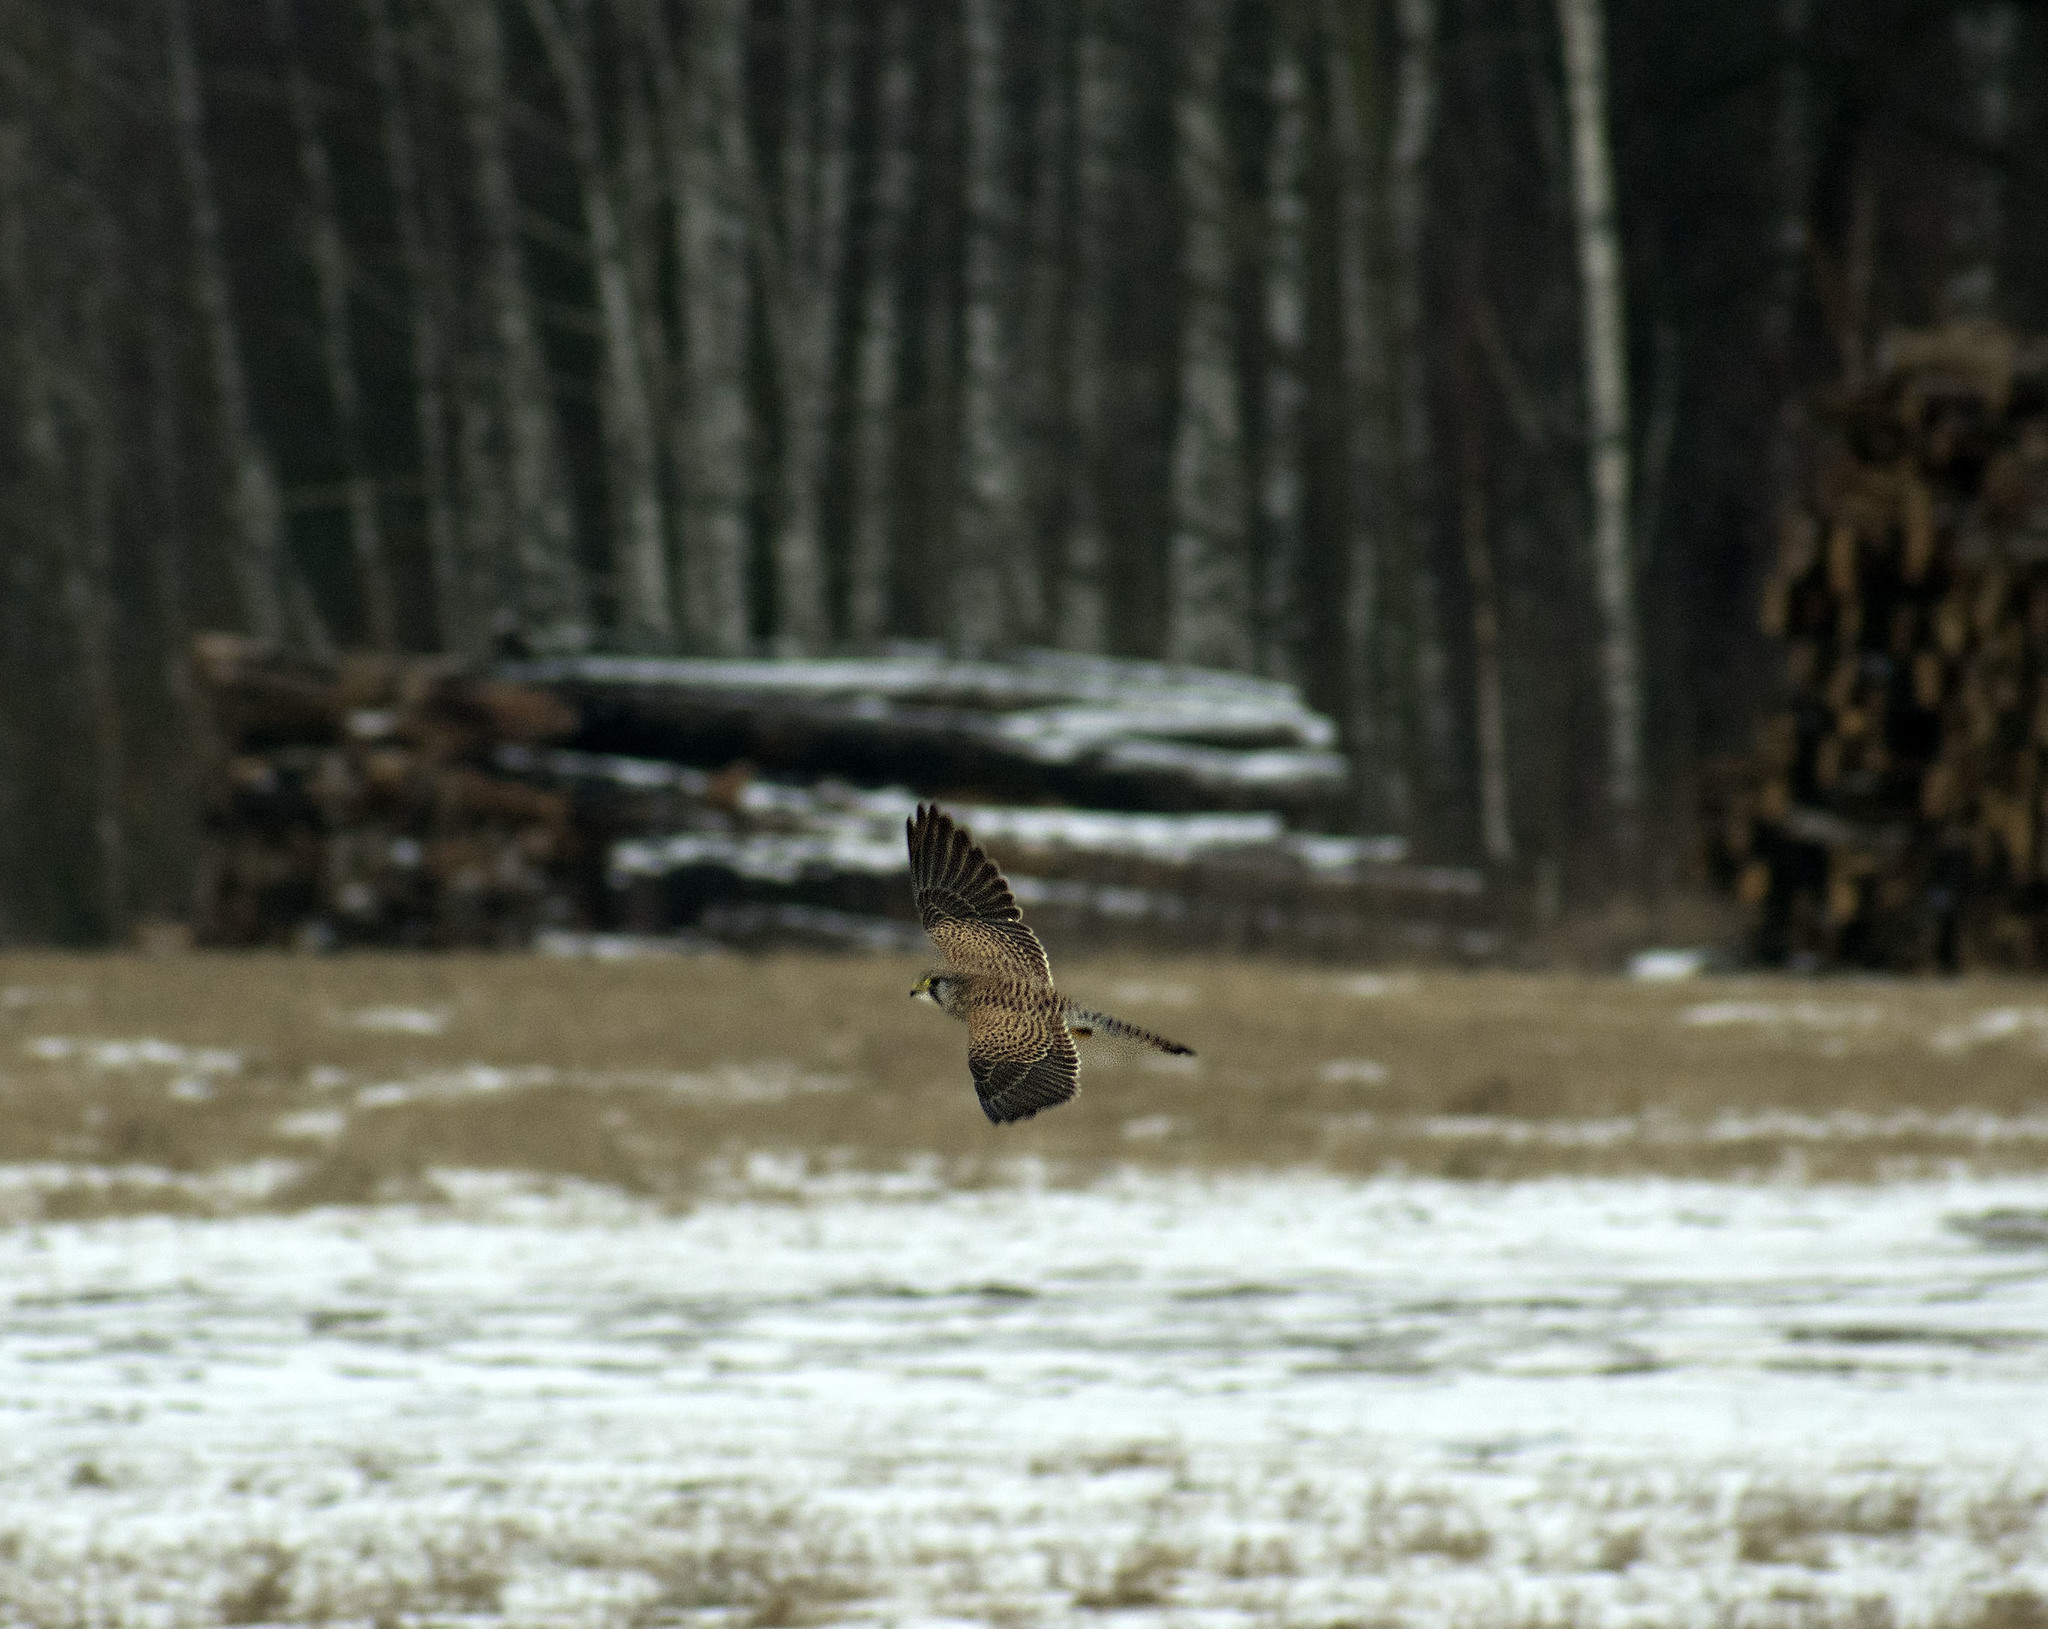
{"left": 0, "top": 0, "right": 2043, "bottom": 943}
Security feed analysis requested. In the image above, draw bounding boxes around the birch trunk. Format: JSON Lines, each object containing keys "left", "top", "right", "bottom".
{"left": 1555, "top": 0, "right": 1642, "bottom": 856}
{"left": 1258, "top": 21, "right": 1307, "bottom": 681}
{"left": 445, "top": 0, "right": 586, "bottom": 641}
{"left": 1944, "top": 2, "right": 2017, "bottom": 324}
{"left": 1056, "top": 2, "right": 1119, "bottom": 653}
{"left": 1327, "top": 0, "right": 1405, "bottom": 830}
{"left": 847, "top": 0, "right": 915, "bottom": 645}
{"left": 957, "top": 0, "right": 1033, "bottom": 652}
{"left": 763, "top": 0, "right": 855, "bottom": 654}
{"left": 364, "top": 0, "right": 467, "bottom": 652}
{"left": 1388, "top": 0, "right": 1453, "bottom": 827}
{"left": 164, "top": 0, "right": 287, "bottom": 645}
{"left": 646, "top": 0, "right": 752, "bottom": 655}
{"left": 269, "top": 0, "right": 396, "bottom": 649}
{"left": 525, "top": 0, "right": 672, "bottom": 646}
{"left": 1167, "top": 0, "right": 1250, "bottom": 670}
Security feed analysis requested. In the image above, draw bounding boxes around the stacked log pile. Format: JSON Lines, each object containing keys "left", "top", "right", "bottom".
{"left": 1706, "top": 325, "right": 2048, "bottom": 968}
{"left": 193, "top": 635, "right": 587, "bottom": 948}
{"left": 196, "top": 640, "right": 1491, "bottom": 955}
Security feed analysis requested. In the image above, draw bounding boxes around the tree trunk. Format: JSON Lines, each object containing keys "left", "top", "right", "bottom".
{"left": 1456, "top": 371, "right": 1513, "bottom": 867}
{"left": 1167, "top": 0, "right": 1250, "bottom": 670}
{"left": 1388, "top": 0, "right": 1453, "bottom": 834}
{"left": 0, "top": 137, "right": 126, "bottom": 937}
{"left": 761, "top": 0, "right": 855, "bottom": 654}
{"left": 1056, "top": 1, "right": 1119, "bottom": 653}
{"left": 445, "top": 0, "right": 586, "bottom": 642}
{"left": 364, "top": 0, "right": 468, "bottom": 653}
{"left": 163, "top": 0, "right": 288, "bottom": 645}
{"left": 646, "top": 0, "right": 752, "bottom": 655}
{"left": 1258, "top": 16, "right": 1307, "bottom": 682}
{"left": 1326, "top": 0, "right": 1404, "bottom": 832}
{"left": 1555, "top": 0, "right": 1642, "bottom": 861}
{"left": 525, "top": 0, "right": 672, "bottom": 647}
{"left": 268, "top": 0, "right": 397, "bottom": 650}
{"left": 1762, "top": 0, "right": 1810, "bottom": 528}
{"left": 956, "top": 0, "right": 1032, "bottom": 652}
{"left": 1944, "top": 2, "right": 2018, "bottom": 324}
{"left": 847, "top": 0, "right": 914, "bottom": 645}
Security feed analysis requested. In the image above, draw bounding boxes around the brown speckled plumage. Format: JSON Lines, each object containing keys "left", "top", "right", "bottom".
{"left": 906, "top": 804, "right": 1191, "bottom": 1124}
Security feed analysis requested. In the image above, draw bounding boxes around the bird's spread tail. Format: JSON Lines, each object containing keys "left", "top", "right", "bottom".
{"left": 1062, "top": 1006, "right": 1194, "bottom": 1056}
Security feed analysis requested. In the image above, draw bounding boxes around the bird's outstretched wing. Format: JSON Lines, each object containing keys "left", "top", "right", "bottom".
{"left": 968, "top": 1001, "right": 1080, "bottom": 1123}
{"left": 906, "top": 804, "right": 1052, "bottom": 986}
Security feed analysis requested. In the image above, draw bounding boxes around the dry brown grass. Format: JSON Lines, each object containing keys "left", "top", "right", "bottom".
{"left": 5, "top": 950, "right": 2048, "bottom": 1214}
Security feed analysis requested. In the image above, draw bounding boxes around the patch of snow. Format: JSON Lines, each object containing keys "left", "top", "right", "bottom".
{"left": 24, "top": 1036, "right": 243, "bottom": 1074}
{"left": 609, "top": 829, "right": 907, "bottom": 884}
{"left": 343, "top": 1005, "right": 451, "bottom": 1036}
{"left": 1121, "top": 1115, "right": 1177, "bottom": 1141}
{"left": 1929, "top": 1006, "right": 2048, "bottom": 1054}
{"left": 1678, "top": 999, "right": 1883, "bottom": 1029}
{"left": 1630, "top": 948, "right": 1712, "bottom": 981}
{"left": 1319, "top": 1058, "right": 1390, "bottom": 1085}
{"left": 354, "top": 1065, "right": 556, "bottom": 1109}
{"left": 2, "top": 1171, "right": 2046, "bottom": 1625}
{"left": 276, "top": 1109, "right": 349, "bottom": 1141}
{"left": 1327, "top": 972, "right": 1420, "bottom": 998}
{"left": 656, "top": 1063, "right": 856, "bottom": 1104}
{"left": 533, "top": 929, "right": 719, "bottom": 958}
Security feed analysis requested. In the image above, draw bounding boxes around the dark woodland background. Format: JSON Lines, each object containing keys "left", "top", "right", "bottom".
{"left": 1, "top": 0, "right": 2044, "bottom": 944}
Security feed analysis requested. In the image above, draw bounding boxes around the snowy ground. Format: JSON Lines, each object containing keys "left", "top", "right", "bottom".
{"left": 5, "top": 1166, "right": 2047, "bottom": 1627}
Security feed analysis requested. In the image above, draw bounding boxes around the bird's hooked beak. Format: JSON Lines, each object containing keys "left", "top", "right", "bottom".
{"left": 908, "top": 976, "right": 930, "bottom": 999}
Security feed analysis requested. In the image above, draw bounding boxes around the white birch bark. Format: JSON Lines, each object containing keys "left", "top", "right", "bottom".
{"left": 1555, "top": 0, "right": 1642, "bottom": 850}
{"left": 525, "top": 0, "right": 672, "bottom": 646}
{"left": 646, "top": 0, "right": 752, "bottom": 655}
{"left": 847, "top": 0, "right": 915, "bottom": 645}
{"left": 1944, "top": 2, "right": 2017, "bottom": 324}
{"left": 364, "top": 0, "right": 467, "bottom": 652}
{"left": 445, "top": 0, "right": 586, "bottom": 640}
{"left": 1167, "top": 0, "right": 1250, "bottom": 670}
{"left": 164, "top": 0, "right": 287, "bottom": 645}
{"left": 1389, "top": 0, "right": 1453, "bottom": 821}
{"left": 1258, "top": 23, "right": 1306, "bottom": 681}
{"left": 762, "top": 0, "right": 854, "bottom": 654}
{"left": 957, "top": 0, "right": 1034, "bottom": 652}
{"left": 269, "top": 0, "right": 397, "bottom": 649}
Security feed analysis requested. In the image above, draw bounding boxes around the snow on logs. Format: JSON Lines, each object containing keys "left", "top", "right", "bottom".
{"left": 193, "top": 637, "right": 1484, "bottom": 954}
{"left": 1705, "top": 325, "right": 2048, "bottom": 969}
{"left": 496, "top": 650, "right": 1352, "bottom": 814}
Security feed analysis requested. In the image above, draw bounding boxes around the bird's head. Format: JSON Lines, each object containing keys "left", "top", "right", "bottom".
{"left": 909, "top": 973, "right": 954, "bottom": 1006}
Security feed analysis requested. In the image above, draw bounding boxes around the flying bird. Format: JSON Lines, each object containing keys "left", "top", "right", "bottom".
{"left": 906, "top": 803, "right": 1193, "bottom": 1124}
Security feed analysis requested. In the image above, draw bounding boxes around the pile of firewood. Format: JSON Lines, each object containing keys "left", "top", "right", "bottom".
{"left": 1705, "top": 325, "right": 2048, "bottom": 968}
{"left": 192, "top": 635, "right": 588, "bottom": 947}
{"left": 194, "top": 637, "right": 1493, "bottom": 955}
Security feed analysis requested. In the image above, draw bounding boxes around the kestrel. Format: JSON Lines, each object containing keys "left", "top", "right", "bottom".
{"left": 906, "top": 803, "right": 1194, "bottom": 1124}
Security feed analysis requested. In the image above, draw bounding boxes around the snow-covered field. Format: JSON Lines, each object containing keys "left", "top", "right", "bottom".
{"left": 5, "top": 1166, "right": 2047, "bottom": 1627}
